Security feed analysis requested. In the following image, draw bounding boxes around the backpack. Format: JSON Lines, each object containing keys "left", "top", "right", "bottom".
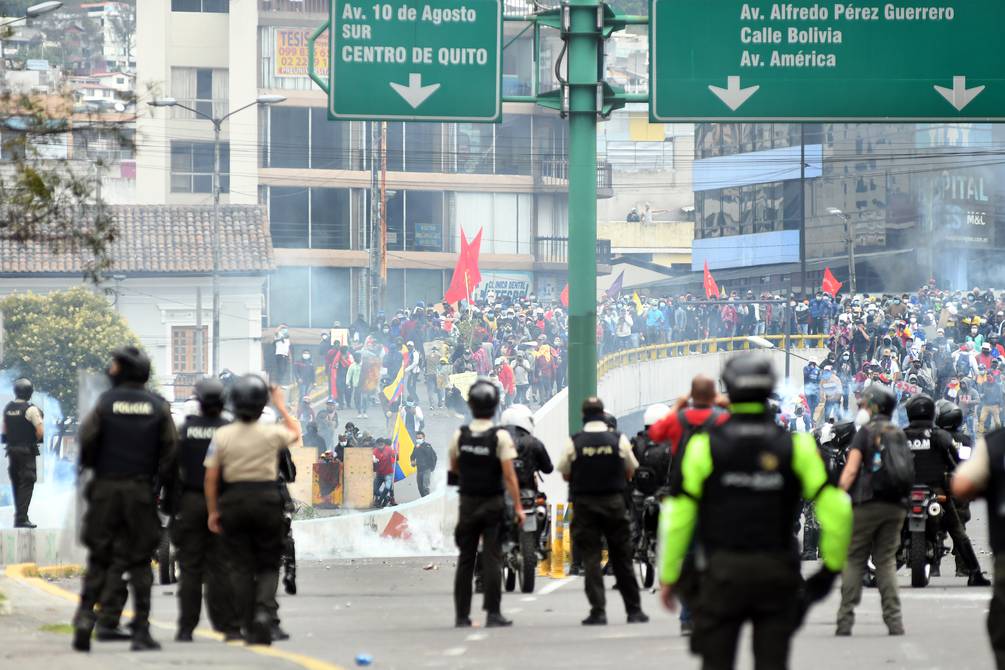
{"left": 956, "top": 354, "right": 972, "bottom": 378}
{"left": 865, "top": 419, "right": 915, "bottom": 500}
{"left": 675, "top": 407, "right": 725, "bottom": 456}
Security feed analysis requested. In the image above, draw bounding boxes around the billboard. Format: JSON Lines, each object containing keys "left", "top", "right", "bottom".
{"left": 274, "top": 27, "right": 329, "bottom": 78}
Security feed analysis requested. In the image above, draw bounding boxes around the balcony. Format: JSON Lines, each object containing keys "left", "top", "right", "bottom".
{"left": 259, "top": 0, "right": 329, "bottom": 15}
{"left": 535, "top": 237, "right": 612, "bottom": 267}
{"left": 538, "top": 159, "right": 615, "bottom": 199}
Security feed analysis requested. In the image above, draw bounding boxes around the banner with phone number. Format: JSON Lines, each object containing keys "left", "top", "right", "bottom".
{"left": 274, "top": 27, "right": 329, "bottom": 78}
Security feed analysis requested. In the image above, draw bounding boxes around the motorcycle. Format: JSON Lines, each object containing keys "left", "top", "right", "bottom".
{"left": 502, "top": 489, "right": 550, "bottom": 594}
{"left": 631, "top": 490, "right": 660, "bottom": 589}
{"left": 896, "top": 485, "right": 948, "bottom": 588}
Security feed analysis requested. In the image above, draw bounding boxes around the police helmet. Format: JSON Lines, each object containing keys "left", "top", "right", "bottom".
{"left": 230, "top": 374, "right": 269, "bottom": 422}
{"left": 935, "top": 399, "right": 964, "bottom": 432}
{"left": 904, "top": 393, "right": 936, "bottom": 423}
{"left": 500, "top": 404, "right": 534, "bottom": 434}
{"left": 643, "top": 402, "right": 671, "bottom": 428}
{"left": 13, "top": 378, "right": 32, "bottom": 401}
{"left": 601, "top": 412, "right": 618, "bottom": 430}
{"left": 467, "top": 379, "right": 499, "bottom": 419}
{"left": 721, "top": 354, "right": 776, "bottom": 404}
{"left": 195, "top": 377, "right": 225, "bottom": 417}
{"left": 860, "top": 384, "right": 896, "bottom": 418}
{"left": 108, "top": 346, "right": 151, "bottom": 385}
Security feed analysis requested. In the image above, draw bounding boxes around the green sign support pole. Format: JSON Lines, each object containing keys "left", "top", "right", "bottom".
{"left": 565, "top": 0, "right": 601, "bottom": 433}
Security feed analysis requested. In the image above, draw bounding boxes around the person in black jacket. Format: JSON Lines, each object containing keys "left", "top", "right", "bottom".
{"left": 904, "top": 393, "right": 990, "bottom": 585}
{"left": 410, "top": 430, "right": 438, "bottom": 497}
{"left": 500, "top": 404, "right": 553, "bottom": 492}
{"left": 73, "top": 347, "right": 177, "bottom": 652}
{"left": 167, "top": 378, "right": 238, "bottom": 641}
{"left": 3, "top": 377, "right": 43, "bottom": 528}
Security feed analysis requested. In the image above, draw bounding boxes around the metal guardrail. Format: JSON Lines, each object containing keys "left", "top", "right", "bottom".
{"left": 596, "top": 334, "right": 830, "bottom": 378}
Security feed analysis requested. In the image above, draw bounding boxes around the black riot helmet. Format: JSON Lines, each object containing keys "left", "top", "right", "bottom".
{"left": 195, "top": 377, "right": 225, "bottom": 418}
{"left": 904, "top": 393, "right": 936, "bottom": 423}
{"left": 860, "top": 384, "right": 896, "bottom": 419}
{"left": 13, "top": 378, "right": 33, "bottom": 401}
{"left": 230, "top": 374, "right": 269, "bottom": 422}
{"left": 467, "top": 379, "right": 500, "bottom": 419}
{"left": 935, "top": 399, "right": 964, "bottom": 432}
{"left": 721, "top": 353, "right": 776, "bottom": 404}
{"left": 108, "top": 346, "right": 151, "bottom": 386}
{"left": 601, "top": 412, "right": 618, "bottom": 430}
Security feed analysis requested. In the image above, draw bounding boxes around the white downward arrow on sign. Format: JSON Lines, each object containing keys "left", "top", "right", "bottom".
{"left": 708, "top": 76, "right": 759, "bottom": 111}
{"left": 390, "top": 73, "right": 441, "bottom": 109}
{"left": 934, "top": 76, "right": 985, "bottom": 112}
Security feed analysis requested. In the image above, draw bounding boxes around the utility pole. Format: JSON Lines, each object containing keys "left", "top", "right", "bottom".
{"left": 211, "top": 119, "right": 222, "bottom": 375}
{"left": 799, "top": 124, "right": 807, "bottom": 299}
{"left": 846, "top": 216, "right": 857, "bottom": 296}
{"left": 564, "top": 0, "right": 601, "bottom": 432}
{"left": 367, "top": 122, "right": 388, "bottom": 322}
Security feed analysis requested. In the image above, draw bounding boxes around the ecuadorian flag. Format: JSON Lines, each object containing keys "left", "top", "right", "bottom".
{"left": 382, "top": 346, "right": 409, "bottom": 403}
{"left": 392, "top": 410, "right": 416, "bottom": 482}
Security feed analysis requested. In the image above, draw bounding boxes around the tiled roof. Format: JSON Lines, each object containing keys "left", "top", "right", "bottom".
{"left": 0, "top": 205, "right": 275, "bottom": 275}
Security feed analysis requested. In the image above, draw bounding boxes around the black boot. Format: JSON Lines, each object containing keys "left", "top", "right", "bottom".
{"left": 72, "top": 612, "right": 95, "bottom": 653}
{"left": 130, "top": 626, "right": 161, "bottom": 651}
{"left": 247, "top": 611, "right": 272, "bottom": 646}
{"left": 485, "top": 613, "right": 513, "bottom": 628}
{"left": 271, "top": 624, "right": 290, "bottom": 641}
{"left": 969, "top": 571, "right": 992, "bottom": 587}
{"left": 95, "top": 624, "right": 132, "bottom": 641}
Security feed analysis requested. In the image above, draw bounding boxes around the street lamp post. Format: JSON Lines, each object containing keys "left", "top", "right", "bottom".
{"left": 0, "top": 1, "right": 62, "bottom": 28}
{"left": 150, "top": 94, "right": 286, "bottom": 375}
{"left": 827, "top": 207, "right": 856, "bottom": 296}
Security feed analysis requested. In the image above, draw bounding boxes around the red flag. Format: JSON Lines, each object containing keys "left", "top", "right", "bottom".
{"left": 703, "top": 260, "right": 719, "bottom": 299}
{"left": 444, "top": 228, "right": 484, "bottom": 304}
{"left": 821, "top": 267, "right": 843, "bottom": 297}
{"left": 559, "top": 283, "right": 569, "bottom": 307}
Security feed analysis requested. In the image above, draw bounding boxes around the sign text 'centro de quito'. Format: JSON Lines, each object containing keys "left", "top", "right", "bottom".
{"left": 329, "top": 0, "right": 502, "bottom": 122}
{"left": 650, "top": 0, "right": 1005, "bottom": 121}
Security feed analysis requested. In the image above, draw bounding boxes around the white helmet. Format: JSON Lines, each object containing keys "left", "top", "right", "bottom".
{"left": 501, "top": 404, "right": 535, "bottom": 434}
{"left": 643, "top": 402, "right": 672, "bottom": 427}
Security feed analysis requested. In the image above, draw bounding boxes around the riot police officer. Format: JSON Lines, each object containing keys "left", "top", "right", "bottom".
{"left": 659, "top": 354, "right": 852, "bottom": 669}
{"left": 632, "top": 403, "right": 673, "bottom": 497}
{"left": 167, "top": 378, "right": 238, "bottom": 641}
{"left": 73, "top": 347, "right": 177, "bottom": 652}
{"left": 204, "top": 375, "right": 301, "bottom": 646}
{"left": 937, "top": 399, "right": 971, "bottom": 458}
{"left": 3, "top": 377, "right": 43, "bottom": 528}
{"left": 558, "top": 396, "right": 649, "bottom": 626}
{"left": 449, "top": 379, "right": 525, "bottom": 629}
{"left": 952, "top": 428, "right": 1005, "bottom": 666}
{"left": 904, "top": 393, "right": 990, "bottom": 585}
{"left": 500, "top": 404, "right": 553, "bottom": 492}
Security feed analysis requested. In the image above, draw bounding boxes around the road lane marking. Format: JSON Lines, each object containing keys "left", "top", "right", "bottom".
{"left": 465, "top": 633, "right": 488, "bottom": 642}
{"left": 4, "top": 563, "right": 348, "bottom": 670}
{"left": 443, "top": 646, "right": 467, "bottom": 656}
{"left": 537, "top": 577, "right": 577, "bottom": 596}
{"left": 520, "top": 596, "right": 537, "bottom": 602}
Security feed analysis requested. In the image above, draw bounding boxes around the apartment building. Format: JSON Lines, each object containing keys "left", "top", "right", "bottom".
{"left": 136, "top": 0, "right": 597, "bottom": 336}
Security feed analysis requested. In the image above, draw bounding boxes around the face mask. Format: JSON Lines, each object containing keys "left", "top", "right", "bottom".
{"left": 302, "top": 352, "right": 310, "bottom": 360}
{"left": 854, "top": 408, "right": 871, "bottom": 428}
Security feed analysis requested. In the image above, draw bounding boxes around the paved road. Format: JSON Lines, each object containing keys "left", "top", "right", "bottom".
{"left": 1, "top": 523, "right": 998, "bottom": 670}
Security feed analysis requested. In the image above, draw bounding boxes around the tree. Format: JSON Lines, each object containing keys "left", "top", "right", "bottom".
{"left": 0, "top": 287, "right": 141, "bottom": 418}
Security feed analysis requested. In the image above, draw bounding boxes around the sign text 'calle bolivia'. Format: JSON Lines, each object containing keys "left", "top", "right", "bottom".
{"left": 650, "top": 0, "right": 1005, "bottom": 121}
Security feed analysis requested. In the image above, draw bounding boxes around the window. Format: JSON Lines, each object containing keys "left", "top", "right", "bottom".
{"left": 172, "top": 0, "right": 229, "bottom": 12}
{"left": 269, "top": 187, "right": 309, "bottom": 248}
{"left": 310, "top": 108, "right": 351, "bottom": 170}
{"left": 404, "top": 123, "right": 443, "bottom": 173}
{"left": 171, "top": 67, "right": 228, "bottom": 119}
{"left": 269, "top": 107, "right": 309, "bottom": 168}
{"left": 170, "top": 141, "right": 229, "bottom": 193}
{"left": 455, "top": 123, "right": 493, "bottom": 173}
{"left": 268, "top": 266, "right": 352, "bottom": 329}
{"left": 171, "top": 326, "right": 208, "bottom": 373}
{"left": 268, "top": 186, "right": 353, "bottom": 249}
{"left": 495, "top": 115, "right": 532, "bottom": 175}
{"left": 269, "top": 267, "right": 309, "bottom": 327}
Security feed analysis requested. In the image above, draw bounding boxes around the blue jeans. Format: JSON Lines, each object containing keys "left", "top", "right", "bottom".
{"left": 824, "top": 400, "right": 841, "bottom": 420}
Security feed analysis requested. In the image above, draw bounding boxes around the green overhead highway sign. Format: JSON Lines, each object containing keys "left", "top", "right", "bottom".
{"left": 328, "top": 0, "right": 502, "bottom": 122}
{"left": 649, "top": 0, "right": 1005, "bottom": 121}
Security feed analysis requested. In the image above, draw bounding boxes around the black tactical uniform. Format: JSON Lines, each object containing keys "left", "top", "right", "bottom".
{"left": 660, "top": 354, "right": 853, "bottom": 669}
{"left": 511, "top": 426, "right": 553, "bottom": 492}
{"left": 450, "top": 379, "right": 523, "bottom": 629}
{"left": 168, "top": 378, "right": 237, "bottom": 641}
{"left": 904, "top": 394, "right": 988, "bottom": 585}
{"left": 955, "top": 428, "right": 1005, "bottom": 667}
{"left": 4, "top": 378, "right": 41, "bottom": 527}
{"left": 632, "top": 432, "right": 671, "bottom": 497}
{"left": 73, "top": 347, "right": 176, "bottom": 653}
{"left": 560, "top": 397, "right": 647, "bottom": 626}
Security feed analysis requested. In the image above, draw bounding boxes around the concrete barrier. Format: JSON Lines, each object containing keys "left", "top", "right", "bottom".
{"left": 0, "top": 527, "right": 84, "bottom": 566}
